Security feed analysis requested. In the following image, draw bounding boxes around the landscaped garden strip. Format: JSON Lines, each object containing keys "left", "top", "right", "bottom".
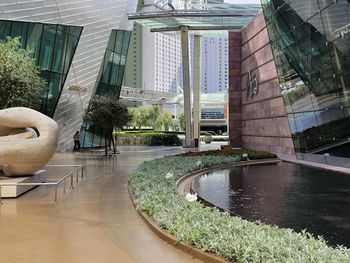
{"left": 128, "top": 151, "right": 350, "bottom": 263}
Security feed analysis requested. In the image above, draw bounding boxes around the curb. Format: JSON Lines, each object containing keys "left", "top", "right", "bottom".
{"left": 129, "top": 191, "right": 230, "bottom": 263}
{"left": 176, "top": 158, "right": 280, "bottom": 196}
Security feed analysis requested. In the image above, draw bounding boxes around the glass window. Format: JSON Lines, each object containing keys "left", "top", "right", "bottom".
{"left": 39, "top": 25, "right": 56, "bottom": 70}
{"left": 26, "top": 23, "right": 43, "bottom": 62}
{"left": 0, "top": 20, "right": 11, "bottom": 39}
{"left": 64, "top": 34, "right": 79, "bottom": 73}
{"left": 46, "top": 72, "right": 63, "bottom": 116}
{"left": 262, "top": 0, "right": 350, "bottom": 164}
{"left": 0, "top": 20, "right": 82, "bottom": 117}
{"left": 10, "top": 21, "right": 28, "bottom": 46}
{"left": 81, "top": 29, "right": 131, "bottom": 148}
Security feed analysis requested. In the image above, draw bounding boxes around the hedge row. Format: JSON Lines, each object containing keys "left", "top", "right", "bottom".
{"left": 117, "top": 133, "right": 181, "bottom": 146}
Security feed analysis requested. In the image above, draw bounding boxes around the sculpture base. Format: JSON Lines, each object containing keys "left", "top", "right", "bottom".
{"left": 0, "top": 170, "right": 47, "bottom": 198}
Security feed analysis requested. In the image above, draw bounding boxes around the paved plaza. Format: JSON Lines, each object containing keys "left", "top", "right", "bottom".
{"left": 0, "top": 144, "right": 224, "bottom": 263}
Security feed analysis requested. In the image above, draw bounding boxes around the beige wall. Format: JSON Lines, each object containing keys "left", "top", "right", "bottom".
{"left": 229, "top": 12, "right": 295, "bottom": 155}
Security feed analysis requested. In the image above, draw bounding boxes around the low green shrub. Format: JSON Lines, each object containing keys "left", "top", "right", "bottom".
{"left": 114, "top": 130, "right": 164, "bottom": 135}
{"left": 143, "top": 133, "right": 181, "bottom": 146}
{"left": 117, "top": 133, "right": 181, "bottom": 146}
{"left": 128, "top": 155, "right": 350, "bottom": 263}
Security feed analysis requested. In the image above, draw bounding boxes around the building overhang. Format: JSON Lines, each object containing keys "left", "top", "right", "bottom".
{"left": 128, "top": 4, "right": 261, "bottom": 34}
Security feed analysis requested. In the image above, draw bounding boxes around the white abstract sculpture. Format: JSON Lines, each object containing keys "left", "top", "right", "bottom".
{"left": 0, "top": 107, "right": 58, "bottom": 176}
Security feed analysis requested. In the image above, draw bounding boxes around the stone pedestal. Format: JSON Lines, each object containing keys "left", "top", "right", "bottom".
{"left": 0, "top": 170, "right": 47, "bottom": 197}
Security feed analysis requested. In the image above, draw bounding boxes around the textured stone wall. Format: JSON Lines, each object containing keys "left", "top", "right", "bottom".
{"left": 228, "top": 32, "right": 242, "bottom": 147}
{"left": 229, "top": 12, "right": 295, "bottom": 155}
{"left": 0, "top": 0, "right": 131, "bottom": 151}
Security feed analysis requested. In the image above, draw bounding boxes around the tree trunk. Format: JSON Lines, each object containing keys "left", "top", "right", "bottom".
{"left": 111, "top": 133, "right": 116, "bottom": 154}
{"left": 104, "top": 136, "right": 108, "bottom": 156}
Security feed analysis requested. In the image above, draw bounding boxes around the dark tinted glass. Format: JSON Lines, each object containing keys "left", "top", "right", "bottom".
{"left": 262, "top": 0, "right": 350, "bottom": 165}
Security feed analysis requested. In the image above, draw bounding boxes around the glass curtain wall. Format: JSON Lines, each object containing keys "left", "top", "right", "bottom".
{"left": 81, "top": 30, "right": 131, "bottom": 148}
{"left": 261, "top": 0, "right": 350, "bottom": 166}
{"left": 0, "top": 20, "right": 82, "bottom": 117}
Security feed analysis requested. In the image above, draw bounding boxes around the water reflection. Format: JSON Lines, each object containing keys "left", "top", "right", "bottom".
{"left": 192, "top": 162, "right": 350, "bottom": 247}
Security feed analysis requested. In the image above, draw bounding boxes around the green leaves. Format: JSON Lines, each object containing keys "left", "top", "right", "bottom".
{"left": 129, "top": 155, "right": 350, "bottom": 263}
{"left": 85, "top": 97, "right": 131, "bottom": 136}
{"left": 0, "top": 37, "right": 46, "bottom": 110}
{"left": 129, "top": 107, "right": 149, "bottom": 131}
{"left": 128, "top": 106, "right": 174, "bottom": 131}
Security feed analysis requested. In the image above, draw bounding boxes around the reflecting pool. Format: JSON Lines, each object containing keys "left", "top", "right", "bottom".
{"left": 192, "top": 162, "right": 350, "bottom": 247}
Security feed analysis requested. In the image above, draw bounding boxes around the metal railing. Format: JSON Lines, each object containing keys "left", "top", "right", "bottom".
{"left": 0, "top": 165, "right": 84, "bottom": 205}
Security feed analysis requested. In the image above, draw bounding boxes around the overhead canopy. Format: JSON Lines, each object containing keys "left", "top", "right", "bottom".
{"left": 128, "top": 2, "right": 261, "bottom": 33}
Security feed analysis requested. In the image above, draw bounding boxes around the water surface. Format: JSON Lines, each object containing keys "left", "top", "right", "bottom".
{"left": 192, "top": 162, "right": 350, "bottom": 247}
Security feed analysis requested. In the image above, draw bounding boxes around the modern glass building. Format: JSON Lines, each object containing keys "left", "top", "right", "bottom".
{"left": 0, "top": 0, "right": 133, "bottom": 150}
{"left": 261, "top": 0, "right": 350, "bottom": 164}
{"left": 81, "top": 30, "right": 131, "bottom": 148}
{"left": 0, "top": 20, "right": 82, "bottom": 117}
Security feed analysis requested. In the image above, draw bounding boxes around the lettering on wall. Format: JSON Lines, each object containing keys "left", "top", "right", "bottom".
{"left": 247, "top": 70, "right": 259, "bottom": 97}
{"left": 334, "top": 23, "right": 350, "bottom": 38}
{"left": 69, "top": 84, "right": 88, "bottom": 93}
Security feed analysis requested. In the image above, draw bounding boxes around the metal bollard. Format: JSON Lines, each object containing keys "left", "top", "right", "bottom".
{"left": 81, "top": 166, "right": 84, "bottom": 179}
{"left": 76, "top": 170, "right": 79, "bottom": 183}
{"left": 70, "top": 173, "right": 74, "bottom": 189}
{"left": 63, "top": 179, "right": 66, "bottom": 194}
{"left": 54, "top": 185, "right": 58, "bottom": 204}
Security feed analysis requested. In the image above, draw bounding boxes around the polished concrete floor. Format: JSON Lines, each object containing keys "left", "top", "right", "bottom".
{"left": 0, "top": 144, "right": 224, "bottom": 263}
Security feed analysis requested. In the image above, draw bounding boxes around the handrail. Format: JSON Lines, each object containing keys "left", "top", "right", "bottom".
{"left": 0, "top": 165, "right": 84, "bottom": 205}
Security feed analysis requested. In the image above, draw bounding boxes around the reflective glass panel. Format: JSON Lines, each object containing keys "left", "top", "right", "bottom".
{"left": 0, "top": 19, "right": 82, "bottom": 117}
{"left": 81, "top": 29, "right": 132, "bottom": 148}
{"left": 262, "top": 0, "right": 350, "bottom": 166}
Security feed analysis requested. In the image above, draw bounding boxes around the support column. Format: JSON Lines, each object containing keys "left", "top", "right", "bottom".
{"left": 180, "top": 25, "right": 193, "bottom": 147}
{"left": 228, "top": 31, "right": 242, "bottom": 147}
{"left": 193, "top": 34, "right": 201, "bottom": 148}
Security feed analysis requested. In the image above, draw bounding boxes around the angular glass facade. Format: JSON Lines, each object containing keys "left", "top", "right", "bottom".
{"left": 261, "top": 0, "right": 350, "bottom": 166}
{"left": 0, "top": 20, "right": 82, "bottom": 117}
{"left": 81, "top": 30, "right": 131, "bottom": 148}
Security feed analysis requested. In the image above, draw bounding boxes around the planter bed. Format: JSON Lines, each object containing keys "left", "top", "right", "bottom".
{"left": 128, "top": 150, "right": 350, "bottom": 263}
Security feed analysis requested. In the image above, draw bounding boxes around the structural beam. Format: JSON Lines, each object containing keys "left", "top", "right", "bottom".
{"left": 128, "top": 10, "right": 258, "bottom": 20}
{"left": 193, "top": 34, "right": 201, "bottom": 148}
{"left": 150, "top": 25, "right": 242, "bottom": 33}
{"left": 180, "top": 25, "right": 193, "bottom": 147}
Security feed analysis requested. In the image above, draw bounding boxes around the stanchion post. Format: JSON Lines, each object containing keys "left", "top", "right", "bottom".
{"left": 54, "top": 185, "right": 58, "bottom": 204}
{"left": 70, "top": 173, "right": 74, "bottom": 189}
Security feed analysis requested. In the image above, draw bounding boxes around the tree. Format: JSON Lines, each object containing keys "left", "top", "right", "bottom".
{"left": 159, "top": 112, "right": 173, "bottom": 131}
{"left": 179, "top": 113, "right": 185, "bottom": 131}
{"left": 85, "top": 97, "right": 131, "bottom": 155}
{"left": 148, "top": 105, "right": 161, "bottom": 130}
{"left": 0, "top": 37, "right": 46, "bottom": 110}
{"left": 129, "top": 107, "right": 149, "bottom": 131}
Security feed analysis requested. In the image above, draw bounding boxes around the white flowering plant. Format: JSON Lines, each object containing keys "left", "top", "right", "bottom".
{"left": 128, "top": 153, "right": 350, "bottom": 263}
{"left": 241, "top": 153, "right": 249, "bottom": 161}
